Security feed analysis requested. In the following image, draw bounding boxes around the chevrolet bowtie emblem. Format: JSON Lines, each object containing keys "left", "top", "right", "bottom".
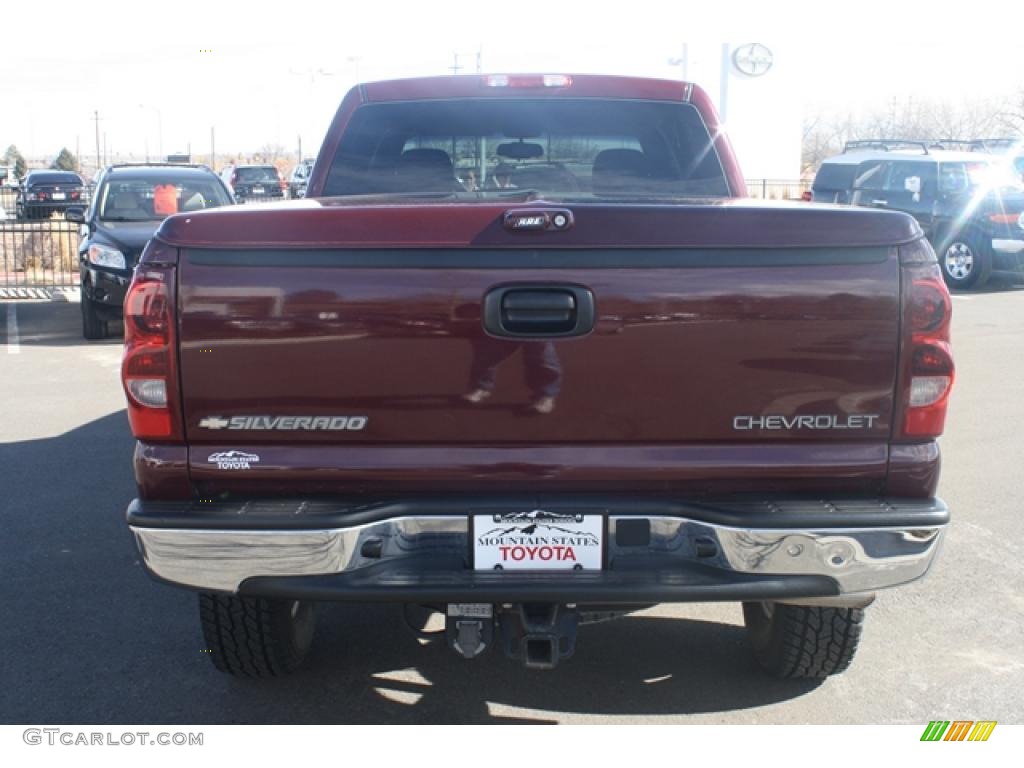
{"left": 198, "top": 416, "right": 230, "bottom": 429}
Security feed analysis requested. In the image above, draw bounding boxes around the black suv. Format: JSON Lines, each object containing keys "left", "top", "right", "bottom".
{"left": 222, "top": 164, "right": 286, "bottom": 202}
{"left": 811, "top": 140, "right": 1024, "bottom": 289}
{"left": 67, "top": 163, "right": 234, "bottom": 339}
{"left": 16, "top": 170, "right": 86, "bottom": 219}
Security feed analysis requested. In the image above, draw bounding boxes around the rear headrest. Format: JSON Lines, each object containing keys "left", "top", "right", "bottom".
{"left": 400, "top": 149, "right": 454, "bottom": 173}
{"left": 112, "top": 191, "right": 140, "bottom": 210}
{"left": 396, "top": 148, "right": 456, "bottom": 192}
{"left": 592, "top": 149, "right": 652, "bottom": 195}
{"left": 181, "top": 190, "right": 205, "bottom": 212}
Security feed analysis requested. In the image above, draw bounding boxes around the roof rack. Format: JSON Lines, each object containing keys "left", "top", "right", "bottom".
{"left": 969, "top": 138, "right": 1020, "bottom": 152}
{"left": 842, "top": 139, "right": 932, "bottom": 154}
{"left": 929, "top": 139, "right": 981, "bottom": 150}
{"left": 929, "top": 138, "right": 1024, "bottom": 152}
{"left": 107, "top": 162, "right": 212, "bottom": 170}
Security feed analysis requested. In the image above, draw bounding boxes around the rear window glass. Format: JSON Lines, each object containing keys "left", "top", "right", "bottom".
{"left": 962, "top": 161, "right": 1022, "bottom": 191}
{"left": 852, "top": 161, "right": 889, "bottom": 191}
{"left": 323, "top": 99, "right": 730, "bottom": 199}
{"left": 29, "top": 172, "right": 82, "bottom": 185}
{"left": 812, "top": 163, "right": 858, "bottom": 191}
{"left": 99, "top": 177, "right": 233, "bottom": 221}
{"left": 235, "top": 167, "right": 280, "bottom": 182}
{"left": 885, "top": 161, "right": 937, "bottom": 195}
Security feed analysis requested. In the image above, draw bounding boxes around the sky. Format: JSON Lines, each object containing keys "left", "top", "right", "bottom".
{"left": 2, "top": 0, "right": 1022, "bottom": 170}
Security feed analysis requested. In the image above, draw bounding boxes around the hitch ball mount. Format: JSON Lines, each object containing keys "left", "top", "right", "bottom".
{"left": 445, "top": 603, "right": 580, "bottom": 669}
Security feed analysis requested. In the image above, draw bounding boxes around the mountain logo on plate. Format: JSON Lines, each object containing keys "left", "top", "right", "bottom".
{"left": 481, "top": 510, "right": 594, "bottom": 539}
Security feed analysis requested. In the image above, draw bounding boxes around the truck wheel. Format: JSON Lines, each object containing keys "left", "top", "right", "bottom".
{"left": 742, "top": 601, "right": 864, "bottom": 679}
{"left": 939, "top": 232, "right": 991, "bottom": 290}
{"left": 81, "top": 294, "right": 108, "bottom": 340}
{"left": 199, "top": 594, "right": 316, "bottom": 677}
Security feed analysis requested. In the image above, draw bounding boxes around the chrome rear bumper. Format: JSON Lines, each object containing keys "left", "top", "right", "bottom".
{"left": 128, "top": 497, "right": 947, "bottom": 601}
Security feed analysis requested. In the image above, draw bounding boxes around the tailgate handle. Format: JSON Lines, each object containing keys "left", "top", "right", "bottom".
{"left": 483, "top": 285, "right": 595, "bottom": 338}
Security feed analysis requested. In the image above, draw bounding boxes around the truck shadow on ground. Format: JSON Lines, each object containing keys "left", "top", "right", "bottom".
{"left": 243, "top": 602, "right": 823, "bottom": 723}
{"left": 1, "top": 299, "right": 123, "bottom": 347}
{"left": 2, "top": 411, "right": 820, "bottom": 725}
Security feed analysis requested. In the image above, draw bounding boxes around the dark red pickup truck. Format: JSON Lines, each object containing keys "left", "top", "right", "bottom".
{"left": 123, "top": 74, "right": 953, "bottom": 679}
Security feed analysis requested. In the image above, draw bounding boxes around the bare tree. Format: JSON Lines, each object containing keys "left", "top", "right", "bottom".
{"left": 258, "top": 143, "right": 285, "bottom": 163}
{"left": 801, "top": 109, "right": 858, "bottom": 178}
{"left": 803, "top": 93, "right": 1019, "bottom": 177}
{"left": 996, "top": 87, "right": 1024, "bottom": 136}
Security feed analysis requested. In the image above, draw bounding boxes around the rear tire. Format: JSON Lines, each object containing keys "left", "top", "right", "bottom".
{"left": 81, "top": 294, "right": 108, "bottom": 340}
{"left": 199, "top": 594, "right": 316, "bottom": 677}
{"left": 938, "top": 231, "right": 991, "bottom": 290}
{"left": 743, "top": 601, "right": 864, "bottom": 679}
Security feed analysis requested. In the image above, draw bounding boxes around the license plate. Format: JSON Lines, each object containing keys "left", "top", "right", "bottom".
{"left": 252, "top": 186, "right": 264, "bottom": 194}
{"left": 473, "top": 511, "right": 603, "bottom": 571}
{"left": 51, "top": 192, "right": 66, "bottom": 200}
{"left": 447, "top": 603, "right": 493, "bottom": 618}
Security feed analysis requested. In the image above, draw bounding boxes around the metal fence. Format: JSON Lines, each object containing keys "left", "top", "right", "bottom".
{"left": 745, "top": 179, "right": 811, "bottom": 200}
{"left": 0, "top": 219, "right": 82, "bottom": 293}
{"left": 237, "top": 195, "right": 293, "bottom": 205}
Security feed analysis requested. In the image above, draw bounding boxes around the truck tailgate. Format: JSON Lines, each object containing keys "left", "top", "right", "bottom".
{"left": 171, "top": 201, "right": 907, "bottom": 495}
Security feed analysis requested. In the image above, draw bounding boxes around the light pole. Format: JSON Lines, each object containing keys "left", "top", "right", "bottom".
{"left": 346, "top": 56, "right": 361, "bottom": 83}
{"left": 92, "top": 110, "right": 101, "bottom": 172}
{"left": 719, "top": 43, "right": 730, "bottom": 124}
{"left": 288, "top": 66, "right": 337, "bottom": 164}
{"left": 138, "top": 104, "right": 163, "bottom": 160}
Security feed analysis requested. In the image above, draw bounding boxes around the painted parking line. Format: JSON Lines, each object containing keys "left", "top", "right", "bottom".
{"left": 6, "top": 303, "right": 20, "bottom": 354}
{"left": 0, "top": 287, "right": 53, "bottom": 300}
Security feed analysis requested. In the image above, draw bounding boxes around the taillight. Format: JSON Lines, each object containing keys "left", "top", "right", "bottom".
{"left": 899, "top": 239, "right": 954, "bottom": 438}
{"left": 122, "top": 264, "right": 181, "bottom": 441}
{"left": 988, "top": 212, "right": 1024, "bottom": 227}
{"left": 230, "top": 171, "right": 238, "bottom": 186}
{"left": 801, "top": 190, "right": 812, "bottom": 202}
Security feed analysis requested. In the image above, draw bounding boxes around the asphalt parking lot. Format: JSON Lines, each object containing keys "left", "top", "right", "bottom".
{"left": 2, "top": 283, "right": 1023, "bottom": 725}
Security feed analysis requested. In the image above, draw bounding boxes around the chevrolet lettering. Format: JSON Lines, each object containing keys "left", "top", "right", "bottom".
{"left": 733, "top": 414, "right": 881, "bottom": 431}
